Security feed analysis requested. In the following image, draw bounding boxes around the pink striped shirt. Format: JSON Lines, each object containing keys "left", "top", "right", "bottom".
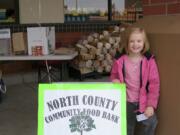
{"left": 124, "top": 55, "right": 141, "bottom": 102}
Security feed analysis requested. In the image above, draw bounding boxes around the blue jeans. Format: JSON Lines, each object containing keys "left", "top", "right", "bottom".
{"left": 127, "top": 102, "right": 158, "bottom": 135}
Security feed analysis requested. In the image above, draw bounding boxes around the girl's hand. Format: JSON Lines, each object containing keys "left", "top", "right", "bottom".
{"left": 144, "top": 106, "right": 154, "bottom": 118}
{"left": 112, "top": 79, "right": 120, "bottom": 83}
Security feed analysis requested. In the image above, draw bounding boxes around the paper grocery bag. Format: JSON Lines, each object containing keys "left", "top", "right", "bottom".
{"left": 27, "top": 27, "right": 55, "bottom": 55}
{"left": 12, "top": 32, "right": 28, "bottom": 54}
{"left": 0, "top": 29, "right": 12, "bottom": 55}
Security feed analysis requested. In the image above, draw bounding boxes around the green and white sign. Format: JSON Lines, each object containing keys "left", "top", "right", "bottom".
{"left": 38, "top": 83, "right": 126, "bottom": 135}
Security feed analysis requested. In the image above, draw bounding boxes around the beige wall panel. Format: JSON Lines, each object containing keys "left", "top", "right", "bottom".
{"left": 19, "top": 0, "right": 39, "bottom": 24}
{"left": 40, "top": 0, "right": 64, "bottom": 23}
{"left": 19, "top": 0, "right": 64, "bottom": 24}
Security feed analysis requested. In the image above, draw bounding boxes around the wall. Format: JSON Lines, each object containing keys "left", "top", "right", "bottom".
{"left": 143, "top": 0, "right": 180, "bottom": 15}
{"left": 56, "top": 32, "right": 89, "bottom": 47}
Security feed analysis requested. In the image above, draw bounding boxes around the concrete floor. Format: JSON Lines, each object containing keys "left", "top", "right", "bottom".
{"left": 0, "top": 75, "right": 109, "bottom": 135}
{"left": 0, "top": 83, "right": 38, "bottom": 135}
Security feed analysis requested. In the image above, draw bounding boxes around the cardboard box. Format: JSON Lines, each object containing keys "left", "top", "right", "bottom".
{"left": 27, "top": 27, "right": 55, "bottom": 55}
{"left": 0, "top": 29, "right": 12, "bottom": 55}
{"left": 12, "top": 32, "right": 27, "bottom": 54}
{"left": 133, "top": 15, "right": 180, "bottom": 135}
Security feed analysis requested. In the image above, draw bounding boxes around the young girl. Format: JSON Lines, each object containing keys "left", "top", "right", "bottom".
{"left": 110, "top": 27, "right": 160, "bottom": 135}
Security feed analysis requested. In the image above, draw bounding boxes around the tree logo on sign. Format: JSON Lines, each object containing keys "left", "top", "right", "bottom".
{"left": 69, "top": 112, "right": 96, "bottom": 135}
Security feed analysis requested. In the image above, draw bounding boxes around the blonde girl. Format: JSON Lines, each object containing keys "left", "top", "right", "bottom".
{"left": 110, "top": 27, "right": 160, "bottom": 135}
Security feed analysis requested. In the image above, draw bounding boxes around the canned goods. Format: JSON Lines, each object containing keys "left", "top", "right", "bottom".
{"left": 31, "top": 45, "right": 43, "bottom": 56}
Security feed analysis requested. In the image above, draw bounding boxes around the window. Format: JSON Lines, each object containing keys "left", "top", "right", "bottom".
{"left": 64, "top": 0, "right": 142, "bottom": 22}
{"left": 64, "top": 0, "right": 116, "bottom": 22}
{"left": 113, "top": 0, "right": 143, "bottom": 22}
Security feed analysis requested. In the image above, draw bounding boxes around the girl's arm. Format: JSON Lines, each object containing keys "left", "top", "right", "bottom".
{"left": 147, "top": 58, "right": 160, "bottom": 110}
{"left": 110, "top": 60, "right": 120, "bottom": 82}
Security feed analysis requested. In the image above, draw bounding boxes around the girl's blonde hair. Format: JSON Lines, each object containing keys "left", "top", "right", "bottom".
{"left": 123, "top": 27, "right": 150, "bottom": 54}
